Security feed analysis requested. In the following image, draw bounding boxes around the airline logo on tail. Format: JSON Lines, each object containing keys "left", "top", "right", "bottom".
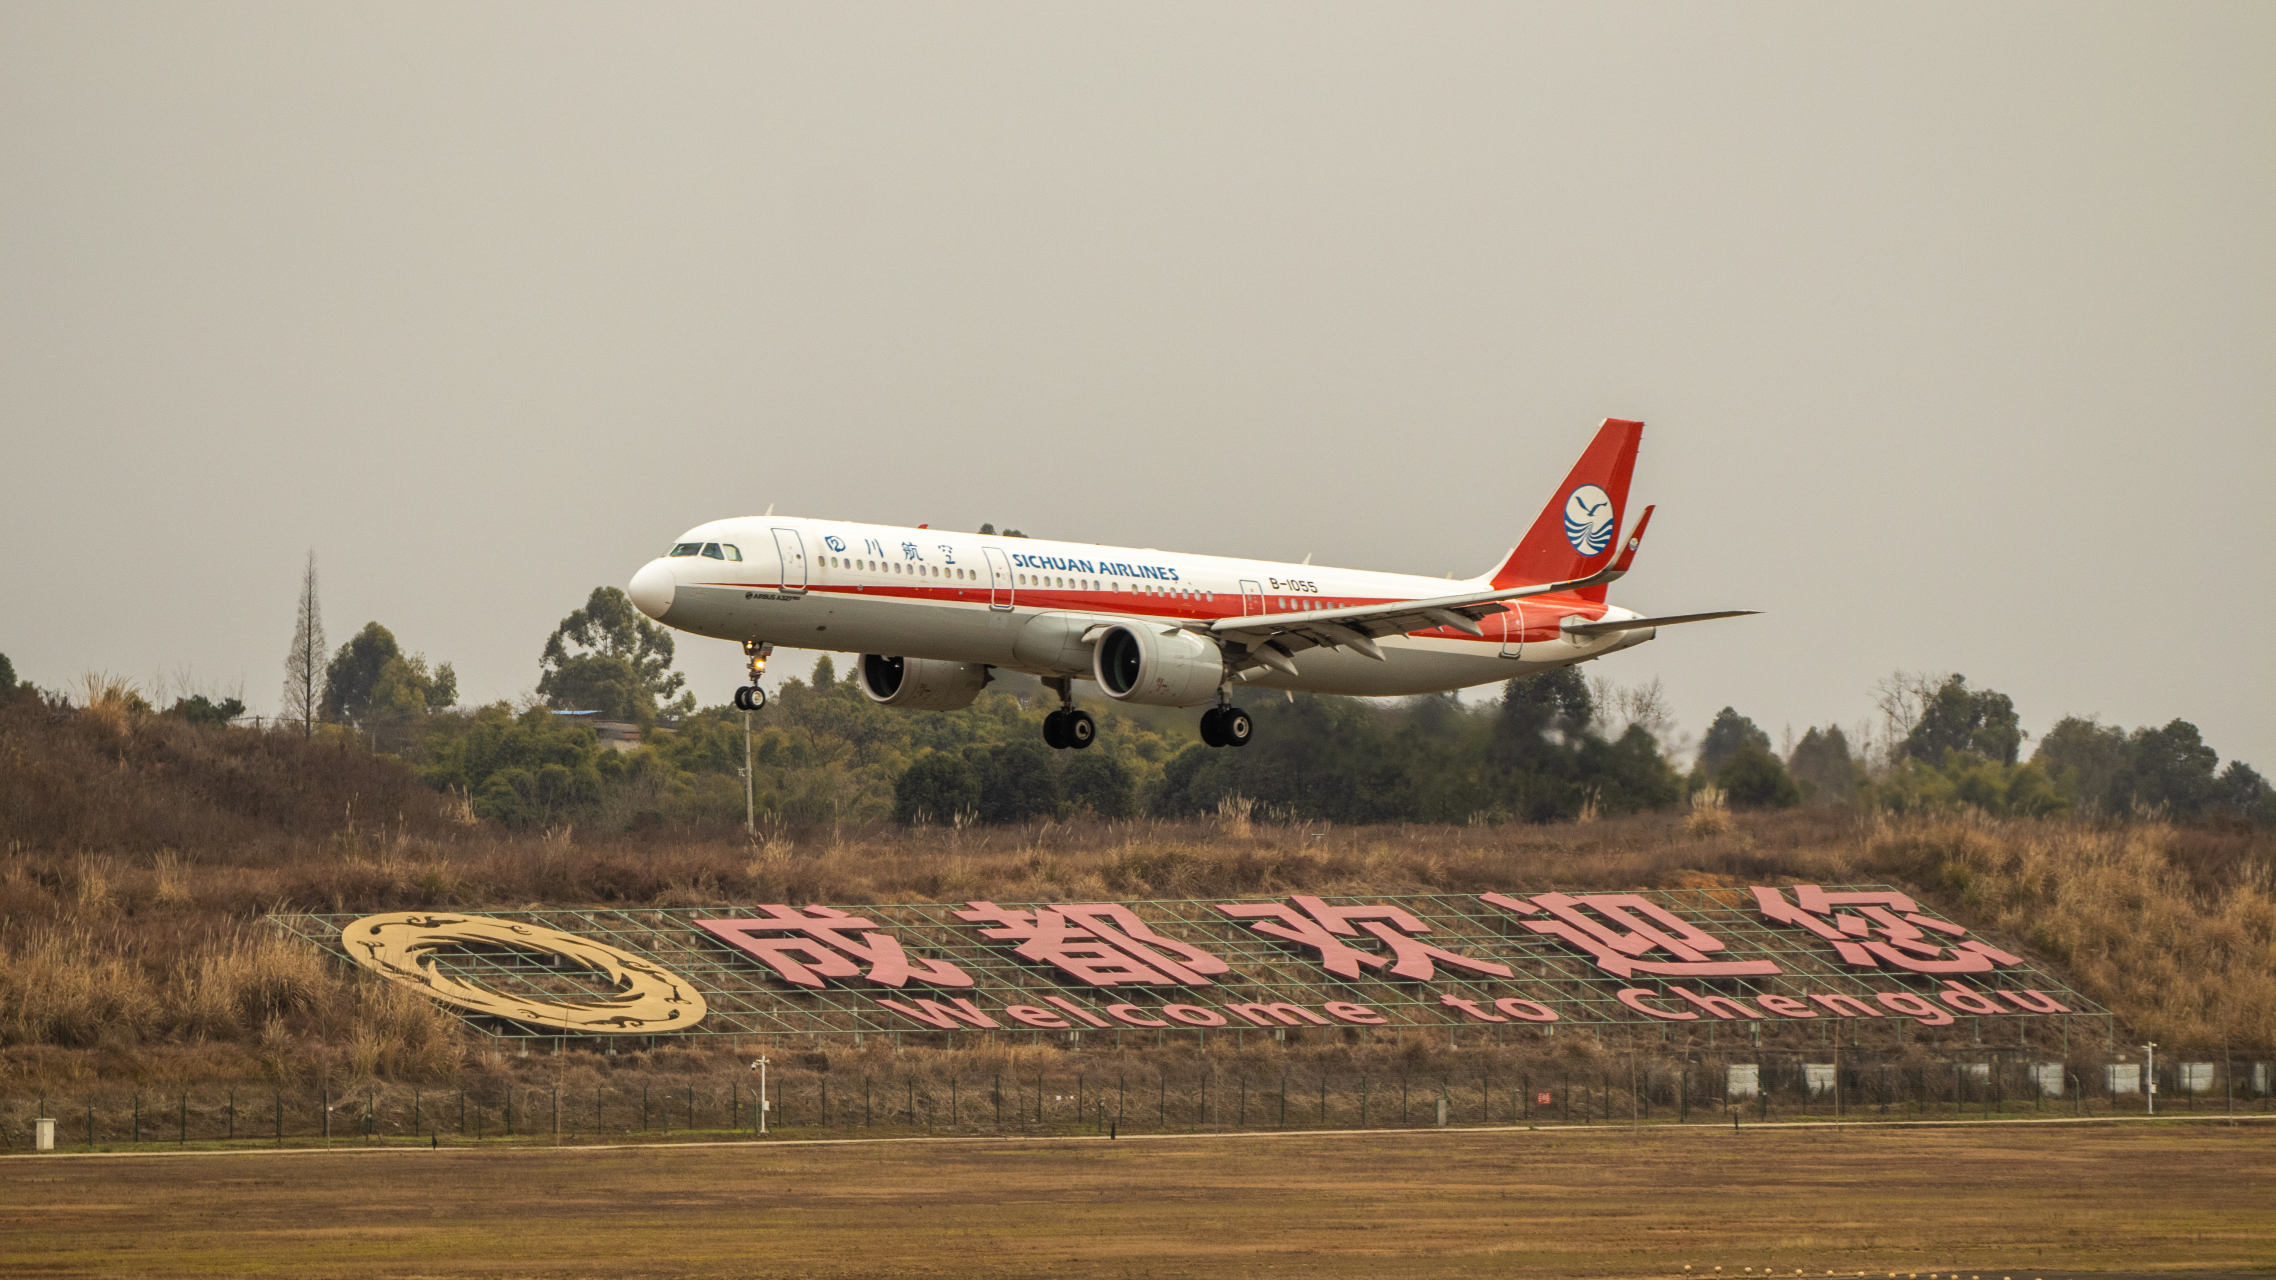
{"left": 1563, "top": 484, "right": 1616, "bottom": 555}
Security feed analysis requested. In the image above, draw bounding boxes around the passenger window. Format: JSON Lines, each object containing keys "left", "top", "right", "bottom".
{"left": 722, "top": 545, "right": 741, "bottom": 561}
{"left": 702, "top": 543, "right": 724, "bottom": 559}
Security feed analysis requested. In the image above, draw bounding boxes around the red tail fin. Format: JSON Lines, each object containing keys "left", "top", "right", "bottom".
{"left": 1487, "top": 418, "right": 1643, "bottom": 598}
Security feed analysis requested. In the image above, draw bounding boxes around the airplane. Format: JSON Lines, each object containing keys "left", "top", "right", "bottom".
{"left": 625, "top": 418, "right": 1752, "bottom": 750}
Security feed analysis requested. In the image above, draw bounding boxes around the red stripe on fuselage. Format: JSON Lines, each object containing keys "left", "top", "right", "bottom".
{"left": 690, "top": 581, "right": 1605, "bottom": 644}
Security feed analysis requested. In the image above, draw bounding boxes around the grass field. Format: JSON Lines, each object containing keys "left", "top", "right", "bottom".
{"left": 3, "top": 1120, "right": 2270, "bottom": 1278}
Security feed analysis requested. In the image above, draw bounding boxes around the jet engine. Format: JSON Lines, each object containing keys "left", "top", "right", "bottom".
{"left": 1092, "top": 624, "right": 1223, "bottom": 708}
{"left": 858, "top": 655, "right": 991, "bottom": 710}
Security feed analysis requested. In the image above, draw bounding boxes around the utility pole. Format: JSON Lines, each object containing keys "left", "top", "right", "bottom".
{"left": 2143, "top": 1042, "right": 2158, "bottom": 1116}
{"left": 742, "top": 709, "right": 755, "bottom": 838}
{"left": 752, "top": 1057, "right": 770, "bottom": 1135}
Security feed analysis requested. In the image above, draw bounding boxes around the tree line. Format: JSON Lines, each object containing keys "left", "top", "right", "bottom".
{"left": 7, "top": 562, "right": 2269, "bottom": 830}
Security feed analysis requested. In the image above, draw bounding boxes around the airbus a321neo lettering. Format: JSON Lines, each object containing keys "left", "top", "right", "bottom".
{"left": 627, "top": 418, "right": 1753, "bottom": 750}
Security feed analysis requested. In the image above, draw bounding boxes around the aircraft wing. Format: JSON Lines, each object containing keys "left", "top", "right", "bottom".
{"left": 1209, "top": 506, "right": 1660, "bottom": 667}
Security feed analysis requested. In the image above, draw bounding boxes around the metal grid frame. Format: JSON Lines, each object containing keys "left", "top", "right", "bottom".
{"left": 273, "top": 885, "right": 2105, "bottom": 1042}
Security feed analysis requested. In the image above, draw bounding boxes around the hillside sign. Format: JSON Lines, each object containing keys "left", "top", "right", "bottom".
{"left": 306, "top": 884, "right": 2100, "bottom": 1042}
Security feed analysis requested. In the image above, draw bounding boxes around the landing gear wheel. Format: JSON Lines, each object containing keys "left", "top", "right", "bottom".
{"left": 732, "top": 685, "right": 766, "bottom": 712}
{"left": 1218, "top": 707, "right": 1254, "bottom": 748}
{"left": 1198, "top": 707, "right": 1226, "bottom": 747}
{"left": 1042, "top": 709, "right": 1071, "bottom": 750}
{"left": 1065, "top": 709, "right": 1097, "bottom": 750}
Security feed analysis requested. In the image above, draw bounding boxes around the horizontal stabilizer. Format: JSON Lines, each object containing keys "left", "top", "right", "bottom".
{"left": 1562, "top": 610, "right": 1758, "bottom": 638}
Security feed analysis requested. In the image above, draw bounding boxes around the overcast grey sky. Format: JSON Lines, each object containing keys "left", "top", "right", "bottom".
{"left": 4, "top": 3, "right": 2271, "bottom": 768}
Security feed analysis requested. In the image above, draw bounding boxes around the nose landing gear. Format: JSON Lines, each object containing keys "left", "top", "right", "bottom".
{"left": 1039, "top": 676, "right": 1096, "bottom": 750}
{"left": 733, "top": 641, "right": 772, "bottom": 712}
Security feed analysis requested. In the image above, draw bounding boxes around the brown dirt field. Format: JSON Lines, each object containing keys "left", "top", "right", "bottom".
{"left": 1, "top": 1121, "right": 2270, "bottom": 1278}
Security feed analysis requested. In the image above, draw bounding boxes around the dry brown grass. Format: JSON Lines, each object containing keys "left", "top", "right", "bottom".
{"left": 3, "top": 806, "right": 2269, "bottom": 1092}
{"left": 1884, "top": 814, "right": 2276, "bottom": 1050}
{"left": 0, "top": 926, "right": 159, "bottom": 1048}
{"left": 1684, "top": 784, "right": 1734, "bottom": 838}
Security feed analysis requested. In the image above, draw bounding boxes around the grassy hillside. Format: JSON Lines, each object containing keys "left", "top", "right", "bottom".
{"left": 3, "top": 695, "right": 2271, "bottom": 1100}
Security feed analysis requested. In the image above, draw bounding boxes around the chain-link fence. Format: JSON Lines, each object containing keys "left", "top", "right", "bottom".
{"left": 5, "top": 1046, "right": 2266, "bottom": 1151}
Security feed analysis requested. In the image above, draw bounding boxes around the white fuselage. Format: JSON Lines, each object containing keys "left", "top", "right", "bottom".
{"left": 629, "top": 517, "right": 1654, "bottom": 704}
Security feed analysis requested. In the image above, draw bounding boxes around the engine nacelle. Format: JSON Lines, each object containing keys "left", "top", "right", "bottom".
{"left": 1092, "top": 623, "right": 1223, "bottom": 708}
{"left": 858, "top": 655, "right": 991, "bottom": 710}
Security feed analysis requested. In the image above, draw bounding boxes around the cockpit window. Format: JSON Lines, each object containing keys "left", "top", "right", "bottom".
{"left": 720, "top": 544, "right": 741, "bottom": 561}
{"left": 670, "top": 543, "right": 702, "bottom": 557}
{"left": 702, "top": 543, "right": 725, "bottom": 560}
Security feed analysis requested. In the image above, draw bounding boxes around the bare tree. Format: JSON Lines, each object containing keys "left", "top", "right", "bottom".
{"left": 280, "top": 550, "right": 326, "bottom": 738}
{"left": 1866, "top": 669, "right": 1948, "bottom": 776}
{"left": 1588, "top": 673, "right": 1679, "bottom": 753}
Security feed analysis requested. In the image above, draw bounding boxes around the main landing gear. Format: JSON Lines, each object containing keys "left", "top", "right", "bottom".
{"left": 1199, "top": 703, "right": 1253, "bottom": 748}
{"left": 1040, "top": 677, "right": 1096, "bottom": 751}
{"left": 732, "top": 641, "right": 772, "bottom": 712}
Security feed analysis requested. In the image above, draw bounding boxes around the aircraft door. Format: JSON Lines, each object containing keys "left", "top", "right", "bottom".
{"left": 982, "top": 547, "right": 1014, "bottom": 611}
{"left": 1240, "top": 579, "right": 1263, "bottom": 616}
{"left": 1499, "top": 602, "right": 1525, "bottom": 658}
{"left": 771, "top": 529, "right": 808, "bottom": 595}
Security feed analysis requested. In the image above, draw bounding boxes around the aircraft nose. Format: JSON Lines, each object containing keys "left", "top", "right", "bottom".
{"left": 628, "top": 558, "right": 676, "bottom": 621}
